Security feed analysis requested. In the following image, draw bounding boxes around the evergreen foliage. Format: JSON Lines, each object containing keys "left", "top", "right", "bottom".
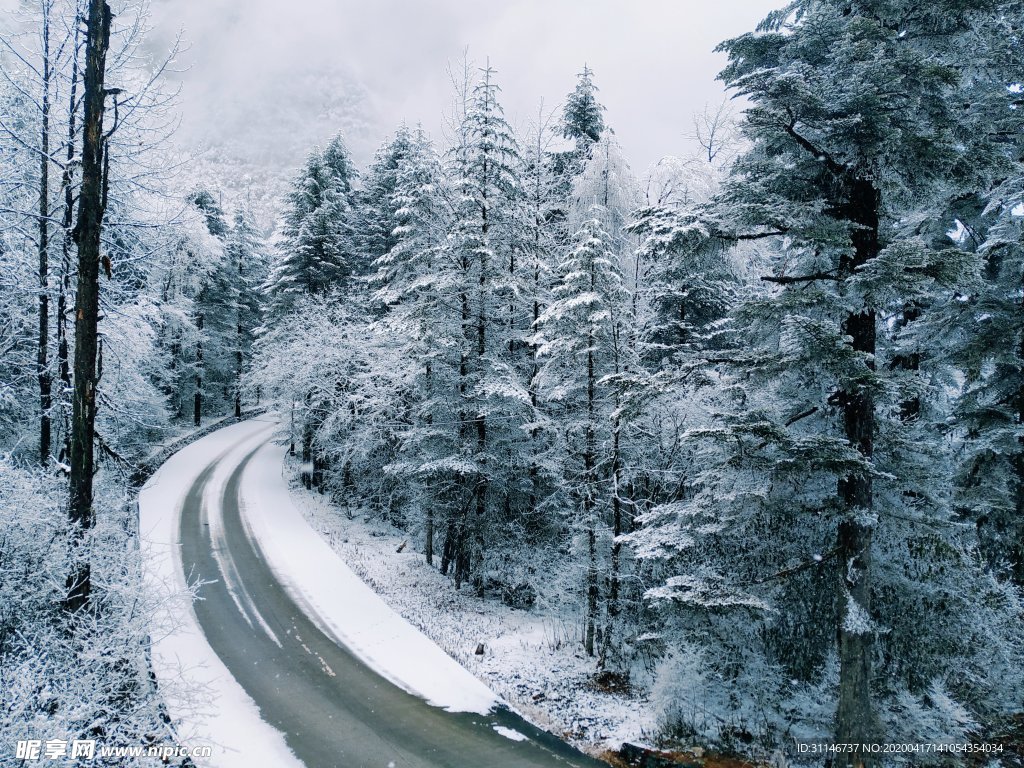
{"left": 266, "top": 134, "right": 359, "bottom": 316}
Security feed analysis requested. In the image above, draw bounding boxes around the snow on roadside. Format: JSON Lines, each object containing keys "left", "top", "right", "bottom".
{"left": 236, "top": 439, "right": 500, "bottom": 715}
{"left": 139, "top": 416, "right": 303, "bottom": 768}
{"left": 282, "top": 456, "right": 655, "bottom": 753}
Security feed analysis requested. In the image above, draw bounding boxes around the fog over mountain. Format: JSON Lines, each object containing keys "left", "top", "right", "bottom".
{"left": 144, "top": 0, "right": 780, "bottom": 182}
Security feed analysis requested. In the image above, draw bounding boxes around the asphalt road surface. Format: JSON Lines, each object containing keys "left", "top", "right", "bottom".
{"left": 177, "top": 427, "right": 608, "bottom": 768}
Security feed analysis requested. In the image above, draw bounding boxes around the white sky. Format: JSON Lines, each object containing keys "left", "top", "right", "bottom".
{"left": 145, "top": 0, "right": 783, "bottom": 179}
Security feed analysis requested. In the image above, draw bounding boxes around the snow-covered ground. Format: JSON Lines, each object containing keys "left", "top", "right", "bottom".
{"left": 285, "top": 459, "right": 655, "bottom": 755}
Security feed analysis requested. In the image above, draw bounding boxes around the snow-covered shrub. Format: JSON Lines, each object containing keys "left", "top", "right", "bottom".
{"left": 0, "top": 458, "right": 181, "bottom": 766}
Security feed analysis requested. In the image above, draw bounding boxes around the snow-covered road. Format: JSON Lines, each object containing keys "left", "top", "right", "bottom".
{"left": 140, "top": 416, "right": 605, "bottom": 768}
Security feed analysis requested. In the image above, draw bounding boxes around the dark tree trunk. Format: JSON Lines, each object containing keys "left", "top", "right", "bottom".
{"left": 453, "top": 250, "right": 471, "bottom": 584}
{"left": 1014, "top": 331, "right": 1024, "bottom": 585}
{"left": 234, "top": 360, "right": 242, "bottom": 417}
{"left": 424, "top": 360, "right": 434, "bottom": 566}
{"left": 584, "top": 326, "right": 598, "bottom": 658}
{"left": 440, "top": 521, "right": 454, "bottom": 576}
{"left": 600, "top": 383, "right": 623, "bottom": 670}
{"left": 425, "top": 508, "right": 434, "bottom": 566}
{"left": 892, "top": 303, "right": 922, "bottom": 422}
{"left": 289, "top": 399, "right": 296, "bottom": 455}
{"left": 193, "top": 313, "right": 203, "bottom": 426}
{"left": 301, "top": 392, "right": 314, "bottom": 490}
{"left": 529, "top": 260, "right": 541, "bottom": 515}
{"left": 473, "top": 191, "right": 489, "bottom": 586}
{"left": 314, "top": 454, "right": 326, "bottom": 492}
{"left": 834, "top": 178, "right": 881, "bottom": 760}
{"left": 421, "top": 360, "right": 434, "bottom": 565}
{"left": 526, "top": 141, "right": 544, "bottom": 518}
{"left": 508, "top": 247, "right": 516, "bottom": 355}
{"left": 584, "top": 524, "right": 598, "bottom": 657}
{"left": 37, "top": 1, "right": 52, "bottom": 466}
{"left": 66, "top": 0, "right": 112, "bottom": 615}
{"left": 235, "top": 246, "right": 243, "bottom": 418}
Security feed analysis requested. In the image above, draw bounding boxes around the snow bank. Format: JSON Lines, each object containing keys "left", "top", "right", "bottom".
{"left": 139, "top": 416, "right": 303, "bottom": 768}
{"left": 284, "top": 461, "right": 655, "bottom": 752}
{"left": 237, "top": 439, "right": 501, "bottom": 715}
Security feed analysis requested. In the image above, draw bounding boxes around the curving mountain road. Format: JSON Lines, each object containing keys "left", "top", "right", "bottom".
{"left": 171, "top": 419, "right": 607, "bottom": 768}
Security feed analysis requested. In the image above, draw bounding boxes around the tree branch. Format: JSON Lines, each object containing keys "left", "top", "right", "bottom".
{"left": 785, "top": 406, "right": 820, "bottom": 427}
{"left": 735, "top": 230, "right": 788, "bottom": 241}
{"left": 784, "top": 117, "right": 849, "bottom": 179}
{"left": 740, "top": 547, "right": 840, "bottom": 587}
{"left": 761, "top": 271, "right": 840, "bottom": 284}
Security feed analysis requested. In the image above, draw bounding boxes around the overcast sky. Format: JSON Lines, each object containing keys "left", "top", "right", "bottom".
{"left": 143, "top": 0, "right": 782, "bottom": 181}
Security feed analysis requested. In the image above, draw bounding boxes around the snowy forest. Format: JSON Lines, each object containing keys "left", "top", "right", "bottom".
{"left": 3, "top": 0, "right": 1024, "bottom": 766}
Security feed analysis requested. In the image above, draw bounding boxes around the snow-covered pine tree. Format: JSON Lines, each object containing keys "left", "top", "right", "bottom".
{"left": 628, "top": 103, "right": 745, "bottom": 363}
{"left": 265, "top": 134, "right": 359, "bottom": 317}
{"left": 535, "top": 211, "right": 633, "bottom": 659}
{"left": 625, "top": 205, "right": 739, "bottom": 362}
{"left": 152, "top": 204, "right": 225, "bottom": 422}
{"left": 517, "top": 112, "right": 562, "bottom": 530}
{"left": 225, "top": 206, "right": 268, "bottom": 416}
{"left": 188, "top": 187, "right": 233, "bottom": 423}
{"left": 561, "top": 65, "right": 605, "bottom": 160}
{"left": 563, "top": 127, "right": 642, "bottom": 669}
{"left": 357, "top": 125, "right": 415, "bottom": 271}
{"left": 441, "top": 64, "right": 529, "bottom": 589}
{"left": 625, "top": 0, "right": 1024, "bottom": 755}
{"left": 186, "top": 187, "right": 229, "bottom": 238}
{"left": 371, "top": 126, "right": 464, "bottom": 564}
{"left": 918, "top": 7, "right": 1024, "bottom": 590}
{"left": 263, "top": 134, "right": 359, "bottom": 486}
{"left": 952, "top": 226, "right": 1024, "bottom": 583}
{"left": 569, "top": 133, "right": 641, "bottom": 345}
{"left": 549, "top": 66, "right": 607, "bottom": 235}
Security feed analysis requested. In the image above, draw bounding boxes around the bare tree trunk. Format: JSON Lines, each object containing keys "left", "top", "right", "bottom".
{"left": 37, "top": 0, "right": 53, "bottom": 466}
{"left": 66, "top": 0, "right": 112, "bottom": 615}
{"left": 56, "top": 7, "right": 82, "bottom": 465}
{"left": 836, "top": 345, "right": 876, "bottom": 759}
{"left": 451, "top": 257, "right": 470, "bottom": 587}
